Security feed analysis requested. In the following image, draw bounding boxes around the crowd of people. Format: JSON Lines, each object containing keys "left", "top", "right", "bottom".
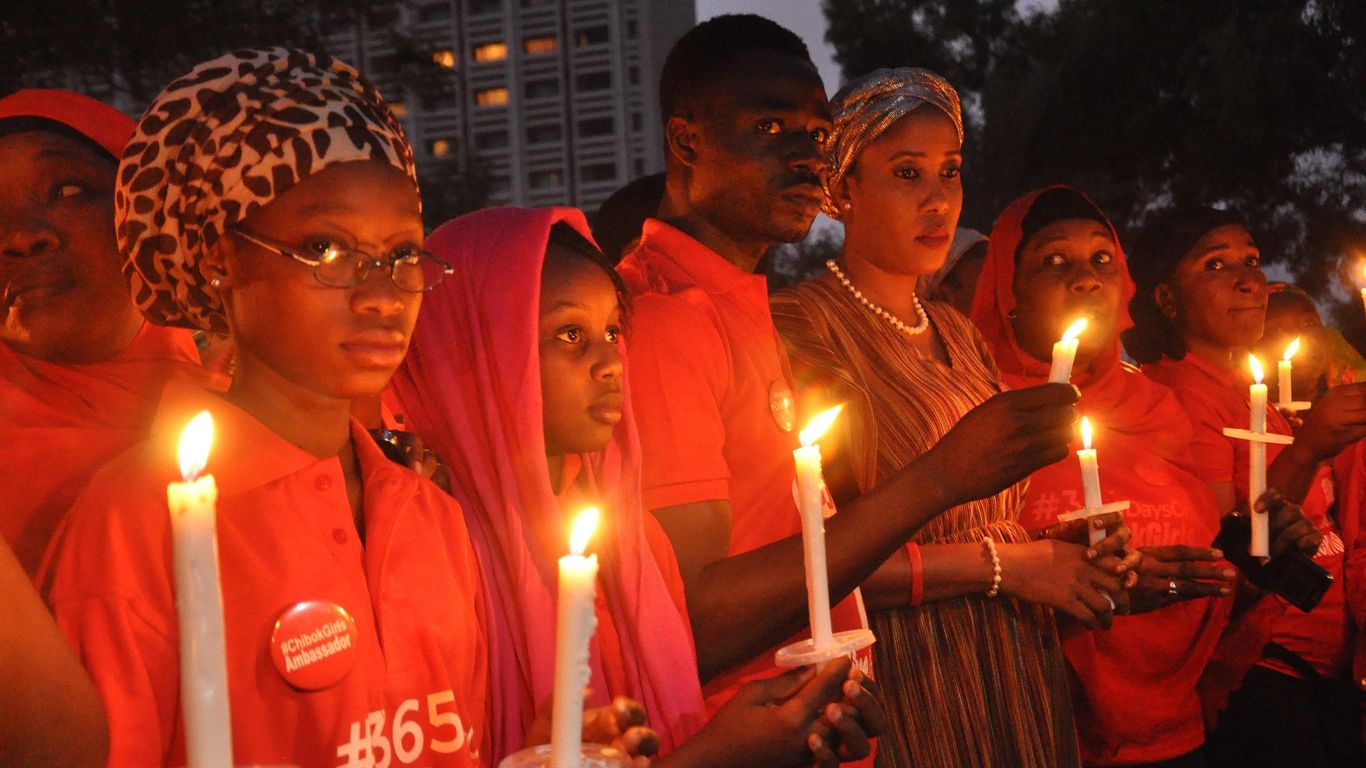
{"left": 2, "top": 12, "right": 1364, "bottom": 768}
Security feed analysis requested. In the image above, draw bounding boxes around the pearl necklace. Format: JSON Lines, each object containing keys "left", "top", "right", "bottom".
{"left": 825, "top": 259, "right": 929, "bottom": 336}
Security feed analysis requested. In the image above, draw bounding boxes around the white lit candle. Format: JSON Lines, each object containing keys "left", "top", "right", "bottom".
{"left": 551, "top": 507, "right": 600, "bottom": 768}
{"left": 1248, "top": 355, "right": 1270, "bottom": 557}
{"left": 1359, "top": 265, "right": 1366, "bottom": 315}
{"left": 793, "top": 405, "right": 842, "bottom": 650}
{"left": 168, "top": 411, "right": 232, "bottom": 768}
{"left": 1048, "top": 318, "right": 1088, "bottom": 384}
{"left": 1077, "top": 417, "right": 1105, "bottom": 546}
{"left": 1278, "top": 337, "right": 1300, "bottom": 407}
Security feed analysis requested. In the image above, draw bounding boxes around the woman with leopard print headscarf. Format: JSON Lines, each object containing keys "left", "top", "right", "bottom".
{"left": 42, "top": 48, "right": 494, "bottom": 768}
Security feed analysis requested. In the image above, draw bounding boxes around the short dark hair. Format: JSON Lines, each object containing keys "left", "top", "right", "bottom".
{"left": 546, "top": 222, "right": 631, "bottom": 314}
{"left": 1016, "top": 187, "right": 1110, "bottom": 263}
{"left": 592, "top": 173, "right": 666, "bottom": 264}
{"left": 658, "top": 14, "right": 812, "bottom": 122}
{"left": 1122, "top": 206, "right": 1250, "bottom": 363}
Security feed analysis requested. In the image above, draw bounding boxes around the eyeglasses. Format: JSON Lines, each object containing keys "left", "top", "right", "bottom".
{"left": 232, "top": 227, "right": 453, "bottom": 292}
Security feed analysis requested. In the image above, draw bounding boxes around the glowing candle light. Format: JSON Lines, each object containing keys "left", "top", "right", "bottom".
{"left": 1248, "top": 355, "right": 1270, "bottom": 557}
{"left": 1076, "top": 417, "right": 1105, "bottom": 546}
{"left": 551, "top": 507, "right": 600, "bottom": 768}
{"left": 1048, "top": 318, "right": 1088, "bottom": 384}
{"left": 1278, "top": 337, "right": 1301, "bottom": 407}
{"left": 168, "top": 410, "right": 232, "bottom": 768}
{"left": 1359, "top": 265, "right": 1366, "bottom": 315}
{"left": 793, "top": 405, "right": 843, "bottom": 649}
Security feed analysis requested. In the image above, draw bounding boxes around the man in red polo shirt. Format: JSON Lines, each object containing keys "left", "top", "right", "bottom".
{"left": 618, "top": 14, "right": 1087, "bottom": 751}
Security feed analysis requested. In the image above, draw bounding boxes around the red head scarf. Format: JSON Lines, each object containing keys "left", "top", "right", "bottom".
{"left": 969, "top": 185, "right": 1191, "bottom": 458}
{"left": 389, "top": 207, "right": 704, "bottom": 759}
{"left": 0, "top": 88, "right": 133, "bottom": 159}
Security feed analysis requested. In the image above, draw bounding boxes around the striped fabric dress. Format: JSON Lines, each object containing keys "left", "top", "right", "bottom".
{"left": 771, "top": 276, "right": 1081, "bottom": 768}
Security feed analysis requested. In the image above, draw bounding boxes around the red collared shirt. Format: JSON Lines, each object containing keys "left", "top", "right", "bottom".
{"left": 618, "top": 220, "right": 873, "bottom": 708}
{"left": 46, "top": 379, "right": 488, "bottom": 767}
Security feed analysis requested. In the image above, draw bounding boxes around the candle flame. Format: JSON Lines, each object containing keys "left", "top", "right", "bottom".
{"left": 569, "top": 507, "right": 600, "bottom": 556}
{"left": 1061, "top": 317, "right": 1088, "bottom": 343}
{"left": 1248, "top": 354, "right": 1265, "bottom": 384}
{"left": 1282, "top": 336, "right": 1300, "bottom": 362}
{"left": 177, "top": 410, "right": 214, "bottom": 481}
{"left": 1080, "top": 416, "right": 1093, "bottom": 450}
{"left": 799, "top": 404, "right": 844, "bottom": 447}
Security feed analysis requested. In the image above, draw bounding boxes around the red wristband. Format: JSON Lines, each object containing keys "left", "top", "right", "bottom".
{"left": 907, "top": 542, "right": 924, "bottom": 607}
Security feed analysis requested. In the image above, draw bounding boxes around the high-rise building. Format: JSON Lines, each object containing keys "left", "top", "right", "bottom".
{"left": 323, "top": 0, "right": 695, "bottom": 214}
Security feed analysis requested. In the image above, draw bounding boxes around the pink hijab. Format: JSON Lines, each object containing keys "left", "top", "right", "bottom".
{"left": 390, "top": 207, "right": 704, "bottom": 759}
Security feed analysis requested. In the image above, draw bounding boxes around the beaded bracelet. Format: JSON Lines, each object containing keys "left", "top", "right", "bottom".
{"left": 906, "top": 542, "right": 924, "bottom": 607}
{"left": 982, "top": 537, "right": 1002, "bottom": 598}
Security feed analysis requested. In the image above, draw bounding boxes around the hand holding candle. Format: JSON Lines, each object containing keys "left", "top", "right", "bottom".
{"left": 1048, "top": 318, "right": 1088, "bottom": 384}
{"left": 168, "top": 411, "right": 233, "bottom": 768}
{"left": 1055, "top": 417, "right": 1128, "bottom": 545}
{"left": 551, "top": 507, "right": 601, "bottom": 768}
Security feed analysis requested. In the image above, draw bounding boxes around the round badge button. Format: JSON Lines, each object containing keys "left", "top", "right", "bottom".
{"left": 769, "top": 381, "right": 796, "bottom": 433}
{"left": 270, "top": 600, "right": 358, "bottom": 691}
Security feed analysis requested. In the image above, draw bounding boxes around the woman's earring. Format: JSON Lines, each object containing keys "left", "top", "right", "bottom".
{"left": 209, "top": 277, "right": 223, "bottom": 290}
{"left": 1007, "top": 309, "right": 1018, "bottom": 320}
{"left": 842, "top": 201, "right": 852, "bottom": 212}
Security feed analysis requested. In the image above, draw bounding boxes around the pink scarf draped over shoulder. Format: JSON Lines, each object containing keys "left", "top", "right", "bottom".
{"left": 389, "top": 207, "right": 704, "bottom": 760}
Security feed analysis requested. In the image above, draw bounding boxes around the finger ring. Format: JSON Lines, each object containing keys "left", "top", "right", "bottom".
{"left": 1167, "top": 579, "right": 1178, "bottom": 596}
{"left": 1104, "top": 594, "right": 1116, "bottom": 611}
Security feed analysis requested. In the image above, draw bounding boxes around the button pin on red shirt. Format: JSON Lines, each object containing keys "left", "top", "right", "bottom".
{"left": 270, "top": 601, "right": 358, "bottom": 690}
{"left": 315, "top": 475, "right": 332, "bottom": 492}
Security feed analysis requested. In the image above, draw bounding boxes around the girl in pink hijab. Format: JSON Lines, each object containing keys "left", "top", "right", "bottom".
{"left": 391, "top": 206, "right": 881, "bottom": 767}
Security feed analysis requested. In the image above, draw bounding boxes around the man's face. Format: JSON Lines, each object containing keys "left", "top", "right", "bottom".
{"left": 682, "top": 51, "right": 831, "bottom": 247}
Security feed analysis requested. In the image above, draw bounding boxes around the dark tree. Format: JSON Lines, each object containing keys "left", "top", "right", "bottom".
{"left": 824, "top": 0, "right": 1366, "bottom": 329}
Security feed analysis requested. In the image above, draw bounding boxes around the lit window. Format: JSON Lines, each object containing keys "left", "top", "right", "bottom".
{"left": 429, "top": 139, "right": 453, "bottom": 157}
{"left": 524, "top": 36, "right": 558, "bottom": 55}
{"left": 475, "top": 87, "right": 509, "bottom": 107}
{"left": 432, "top": 49, "right": 457, "bottom": 68}
{"left": 390, "top": 101, "right": 408, "bottom": 118}
{"left": 473, "top": 42, "right": 508, "bottom": 62}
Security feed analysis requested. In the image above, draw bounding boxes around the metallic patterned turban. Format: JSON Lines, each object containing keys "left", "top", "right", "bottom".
{"left": 822, "top": 68, "right": 963, "bottom": 220}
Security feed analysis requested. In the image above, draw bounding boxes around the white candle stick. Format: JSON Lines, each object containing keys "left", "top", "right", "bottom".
{"left": 1076, "top": 418, "right": 1105, "bottom": 546}
{"left": 1248, "top": 355, "right": 1270, "bottom": 558}
{"left": 551, "top": 507, "right": 600, "bottom": 768}
{"left": 1278, "top": 337, "right": 1300, "bottom": 408}
{"left": 793, "top": 405, "right": 842, "bottom": 650}
{"left": 1047, "top": 318, "right": 1088, "bottom": 383}
{"left": 168, "top": 410, "right": 232, "bottom": 768}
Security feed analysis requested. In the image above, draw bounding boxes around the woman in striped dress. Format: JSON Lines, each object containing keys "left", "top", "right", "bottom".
{"left": 771, "top": 69, "right": 1133, "bottom": 768}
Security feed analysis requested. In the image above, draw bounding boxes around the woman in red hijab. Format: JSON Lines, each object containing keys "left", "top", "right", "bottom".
{"left": 390, "top": 206, "right": 883, "bottom": 768}
{"left": 1123, "top": 206, "right": 1366, "bottom": 768}
{"left": 971, "top": 186, "right": 1245, "bottom": 767}
{"left": 0, "top": 88, "right": 202, "bottom": 579}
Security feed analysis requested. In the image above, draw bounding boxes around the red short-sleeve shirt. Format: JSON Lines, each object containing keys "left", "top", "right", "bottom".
{"left": 618, "top": 220, "right": 872, "bottom": 708}
{"left": 45, "top": 380, "right": 489, "bottom": 768}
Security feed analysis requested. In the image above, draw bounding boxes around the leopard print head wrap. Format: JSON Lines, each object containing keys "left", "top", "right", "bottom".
{"left": 821, "top": 68, "right": 962, "bottom": 221}
{"left": 117, "top": 48, "right": 416, "bottom": 332}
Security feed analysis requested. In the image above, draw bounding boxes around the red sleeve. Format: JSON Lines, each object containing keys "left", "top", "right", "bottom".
{"left": 625, "top": 293, "right": 732, "bottom": 511}
{"left": 1173, "top": 390, "right": 1237, "bottom": 485}
{"left": 52, "top": 595, "right": 179, "bottom": 768}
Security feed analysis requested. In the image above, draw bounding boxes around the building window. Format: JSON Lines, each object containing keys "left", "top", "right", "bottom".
{"left": 575, "top": 71, "right": 611, "bottom": 92}
{"left": 524, "top": 79, "right": 559, "bottom": 100}
{"left": 472, "top": 42, "right": 508, "bottom": 62}
{"left": 580, "top": 162, "right": 617, "bottom": 183}
{"left": 523, "top": 35, "right": 558, "bottom": 55}
{"left": 578, "top": 116, "right": 614, "bottom": 137}
{"left": 432, "top": 49, "right": 457, "bottom": 69}
{"left": 475, "top": 130, "right": 510, "bottom": 149}
{"left": 390, "top": 101, "right": 409, "bottom": 118}
{"left": 634, "top": 159, "right": 645, "bottom": 176}
{"left": 428, "top": 138, "right": 455, "bottom": 158}
{"left": 575, "top": 25, "right": 609, "bottom": 48}
{"left": 527, "top": 124, "right": 561, "bottom": 144}
{"left": 521, "top": 0, "right": 552, "bottom": 6}
{"left": 469, "top": 0, "right": 501, "bottom": 15}
{"left": 417, "top": 76, "right": 454, "bottom": 109}
{"left": 475, "top": 87, "right": 509, "bottom": 107}
{"left": 626, "top": 20, "right": 638, "bottom": 37}
{"left": 630, "top": 112, "right": 642, "bottom": 131}
{"left": 490, "top": 175, "right": 512, "bottom": 196}
{"left": 417, "top": 2, "right": 452, "bottom": 22}
{"left": 529, "top": 169, "right": 563, "bottom": 189}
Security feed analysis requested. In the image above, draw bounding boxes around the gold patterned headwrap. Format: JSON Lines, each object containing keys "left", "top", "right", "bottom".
{"left": 821, "top": 67, "right": 963, "bottom": 220}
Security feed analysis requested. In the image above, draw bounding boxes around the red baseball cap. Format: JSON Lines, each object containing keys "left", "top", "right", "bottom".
{"left": 0, "top": 88, "right": 134, "bottom": 159}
